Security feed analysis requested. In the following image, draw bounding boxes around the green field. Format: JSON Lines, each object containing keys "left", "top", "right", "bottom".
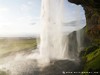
{"left": 0, "top": 37, "right": 37, "bottom": 57}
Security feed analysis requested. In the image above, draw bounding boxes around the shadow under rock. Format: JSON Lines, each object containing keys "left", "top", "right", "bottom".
{"left": 40, "top": 60, "right": 83, "bottom": 75}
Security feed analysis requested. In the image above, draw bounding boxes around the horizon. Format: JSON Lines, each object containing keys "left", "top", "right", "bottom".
{"left": 0, "top": 0, "right": 86, "bottom": 37}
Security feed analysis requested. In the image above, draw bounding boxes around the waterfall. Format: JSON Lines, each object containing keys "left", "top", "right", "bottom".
{"left": 39, "top": 0, "right": 68, "bottom": 60}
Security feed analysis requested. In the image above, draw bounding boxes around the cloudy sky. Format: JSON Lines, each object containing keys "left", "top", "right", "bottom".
{"left": 0, "top": 0, "right": 85, "bottom": 37}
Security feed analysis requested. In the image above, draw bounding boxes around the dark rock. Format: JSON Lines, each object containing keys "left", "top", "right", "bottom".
{"left": 68, "top": 31, "right": 78, "bottom": 59}
{"left": 85, "top": 45, "right": 98, "bottom": 55}
{"left": 68, "top": 27, "right": 91, "bottom": 58}
{"left": 68, "top": 0, "right": 81, "bottom": 5}
{"left": 41, "top": 60, "right": 82, "bottom": 75}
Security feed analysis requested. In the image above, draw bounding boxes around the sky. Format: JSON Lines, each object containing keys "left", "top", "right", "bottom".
{"left": 0, "top": 0, "right": 86, "bottom": 37}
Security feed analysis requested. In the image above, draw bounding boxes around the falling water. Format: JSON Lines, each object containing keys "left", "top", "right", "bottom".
{"left": 0, "top": 0, "right": 85, "bottom": 75}
{"left": 39, "top": 0, "right": 68, "bottom": 60}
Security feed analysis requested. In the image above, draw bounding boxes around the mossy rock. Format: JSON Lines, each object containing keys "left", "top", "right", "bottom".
{"left": 85, "top": 45, "right": 98, "bottom": 55}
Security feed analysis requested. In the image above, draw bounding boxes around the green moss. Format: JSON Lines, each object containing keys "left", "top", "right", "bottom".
{"left": 88, "top": 55, "right": 100, "bottom": 69}
{"left": 86, "top": 48, "right": 99, "bottom": 61}
{"left": 83, "top": 53, "right": 100, "bottom": 71}
{"left": 82, "top": 46, "right": 100, "bottom": 75}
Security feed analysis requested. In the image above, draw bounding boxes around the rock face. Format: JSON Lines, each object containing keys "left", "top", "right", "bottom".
{"left": 68, "top": 0, "right": 100, "bottom": 43}
{"left": 68, "top": 27, "right": 91, "bottom": 59}
{"left": 68, "top": 31, "right": 78, "bottom": 59}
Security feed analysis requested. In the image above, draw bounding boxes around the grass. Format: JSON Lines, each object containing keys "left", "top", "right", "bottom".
{"left": 86, "top": 48, "right": 99, "bottom": 61}
{"left": 0, "top": 71, "right": 10, "bottom": 75}
{"left": 81, "top": 45, "right": 100, "bottom": 75}
{"left": 0, "top": 37, "right": 37, "bottom": 74}
{"left": 84, "top": 49, "right": 100, "bottom": 69}
{"left": 87, "top": 53, "right": 100, "bottom": 69}
{"left": 0, "top": 37, "right": 37, "bottom": 57}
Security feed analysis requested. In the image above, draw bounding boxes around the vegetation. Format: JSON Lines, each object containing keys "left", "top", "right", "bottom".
{"left": 0, "top": 37, "right": 37, "bottom": 75}
{"left": 0, "top": 38, "right": 37, "bottom": 57}
{"left": 81, "top": 45, "right": 100, "bottom": 75}
{"left": 0, "top": 71, "right": 9, "bottom": 75}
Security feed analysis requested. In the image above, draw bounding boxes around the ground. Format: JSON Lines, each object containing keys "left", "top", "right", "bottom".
{"left": 0, "top": 37, "right": 82, "bottom": 75}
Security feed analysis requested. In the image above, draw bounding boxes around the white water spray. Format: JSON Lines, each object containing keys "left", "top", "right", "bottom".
{"left": 39, "top": 0, "right": 68, "bottom": 60}
{"left": 0, "top": 0, "right": 84, "bottom": 74}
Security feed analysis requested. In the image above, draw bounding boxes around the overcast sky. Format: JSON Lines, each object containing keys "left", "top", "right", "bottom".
{"left": 0, "top": 0, "right": 85, "bottom": 37}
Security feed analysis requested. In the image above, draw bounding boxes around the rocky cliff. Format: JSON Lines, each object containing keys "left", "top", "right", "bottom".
{"left": 68, "top": 0, "right": 100, "bottom": 73}
{"left": 68, "top": 0, "right": 100, "bottom": 43}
